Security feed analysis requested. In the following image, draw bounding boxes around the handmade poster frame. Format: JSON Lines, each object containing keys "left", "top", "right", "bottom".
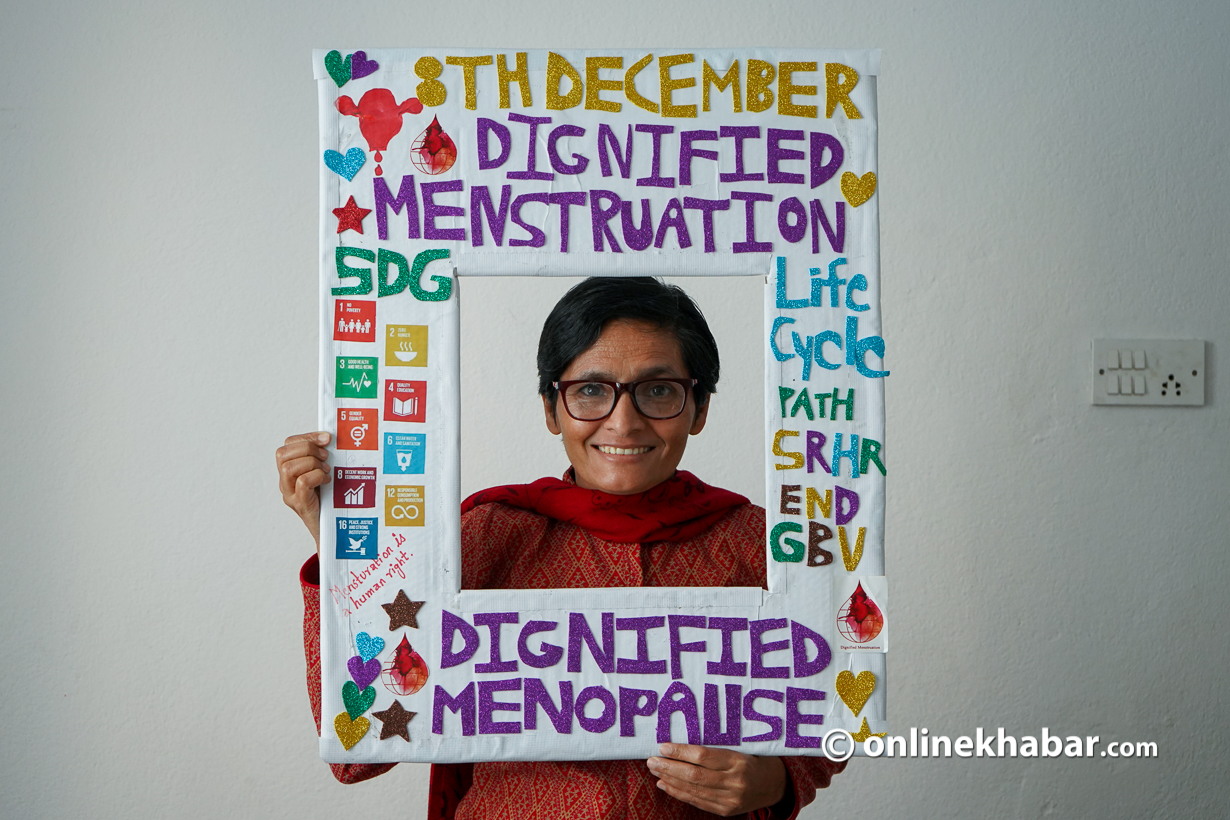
{"left": 314, "top": 47, "right": 887, "bottom": 764}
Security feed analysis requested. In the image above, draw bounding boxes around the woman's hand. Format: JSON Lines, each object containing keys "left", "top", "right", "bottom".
{"left": 276, "top": 431, "right": 332, "bottom": 551}
{"left": 647, "top": 744, "right": 788, "bottom": 817}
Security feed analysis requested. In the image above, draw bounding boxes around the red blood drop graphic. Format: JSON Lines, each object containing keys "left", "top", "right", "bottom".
{"left": 382, "top": 634, "right": 429, "bottom": 696}
{"left": 837, "top": 582, "right": 884, "bottom": 643}
{"left": 410, "top": 116, "right": 457, "bottom": 175}
{"left": 375, "top": 165, "right": 383, "bottom": 176}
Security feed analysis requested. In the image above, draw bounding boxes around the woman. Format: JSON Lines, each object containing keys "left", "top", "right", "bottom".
{"left": 278, "top": 277, "right": 845, "bottom": 819}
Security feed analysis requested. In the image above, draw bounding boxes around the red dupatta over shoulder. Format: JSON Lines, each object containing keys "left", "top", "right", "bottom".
{"left": 460, "top": 469, "right": 749, "bottom": 544}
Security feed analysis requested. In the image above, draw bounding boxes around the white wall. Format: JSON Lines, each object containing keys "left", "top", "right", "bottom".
{"left": 2, "top": 1, "right": 1227, "bottom": 817}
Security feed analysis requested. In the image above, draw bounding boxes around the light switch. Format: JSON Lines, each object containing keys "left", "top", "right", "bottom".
{"left": 1092, "top": 339, "right": 1205, "bottom": 406}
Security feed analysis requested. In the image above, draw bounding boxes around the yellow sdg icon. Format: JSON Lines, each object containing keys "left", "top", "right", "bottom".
{"left": 386, "top": 325, "right": 428, "bottom": 367}
{"left": 385, "top": 485, "right": 425, "bottom": 527}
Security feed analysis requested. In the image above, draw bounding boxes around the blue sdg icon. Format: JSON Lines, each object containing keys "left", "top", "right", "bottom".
{"left": 383, "top": 433, "right": 425, "bottom": 474}
{"left": 335, "top": 517, "right": 378, "bottom": 560}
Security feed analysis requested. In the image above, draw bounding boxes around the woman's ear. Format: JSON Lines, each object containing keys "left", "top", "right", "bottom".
{"left": 689, "top": 395, "right": 710, "bottom": 435}
{"left": 543, "top": 395, "right": 562, "bottom": 435}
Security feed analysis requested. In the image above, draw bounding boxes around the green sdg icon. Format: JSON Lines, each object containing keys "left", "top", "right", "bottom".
{"left": 336, "top": 357, "right": 378, "bottom": 399}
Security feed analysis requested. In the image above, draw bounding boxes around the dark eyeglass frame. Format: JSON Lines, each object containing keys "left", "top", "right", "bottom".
{"left": 553, "top": 378, "right": 699, "bottom": 421}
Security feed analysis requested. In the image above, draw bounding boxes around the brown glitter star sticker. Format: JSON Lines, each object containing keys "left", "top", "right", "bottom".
{"left": 382, "top": 590, "right": 425, "bottom": 630}
{"left": 371, "top": 699, "right": 416, "bottom": 742}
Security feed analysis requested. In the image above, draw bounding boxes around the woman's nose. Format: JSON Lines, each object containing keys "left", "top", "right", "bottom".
{"left": 604, "top": 390, "right": 644, "bottom": 433}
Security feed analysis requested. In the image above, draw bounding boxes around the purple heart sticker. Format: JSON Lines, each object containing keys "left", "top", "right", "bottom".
{"left": 348, "top": 654, "right": 381, "bottom": 690}
{"left": 350, "top": 51, "right": 379, "bottom": 80}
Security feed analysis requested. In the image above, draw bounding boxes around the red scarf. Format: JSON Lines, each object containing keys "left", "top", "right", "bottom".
{"left": 460, "top": 470, "right": 749, "bottom": 543}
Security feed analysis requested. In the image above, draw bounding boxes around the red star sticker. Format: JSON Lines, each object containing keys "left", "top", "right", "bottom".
{"left": 333, "top": 196, "right": 372, "bottom": 234}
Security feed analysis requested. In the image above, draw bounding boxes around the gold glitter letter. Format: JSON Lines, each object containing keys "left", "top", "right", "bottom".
{"left": 497, "top": 53, "right": 532, "bottom": 108}
{"left": 624, "top": 54, "right": 660, "bottom": 114}
{"left": 445, "top": 55, "right": 493, "bottom": 111}
{"left": 702, "top": 60, "right": 741, "bottom": 113}
{"left": 777, "top": 61, "right": 817, "bottom": 118}
{"left": 546, "top": 52, "right": 583, "bottom": 111}
{"left": 415, "top": 56, "right": 446, "bottom": 107}
{"left": 658, "top": 53, "right": 697, "bottom": 118}
{"left": 805, "top": 487, "right": 832, "bottom": 520}
{"left": 585, "top": 56, "right": 623, "bottom": 113}
{"left": 772, "top": 429, "right": 804, "bottom": 470}
{"left": 825, "top": 63, "right": 862, "bottom": 119}
{"left": 746, "top": 60, "right": 775, "bottom": 113}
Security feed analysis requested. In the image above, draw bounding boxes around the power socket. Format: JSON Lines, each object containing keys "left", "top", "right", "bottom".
{"left": 1092, "top": 339, "right": 1205, "bottom": 406}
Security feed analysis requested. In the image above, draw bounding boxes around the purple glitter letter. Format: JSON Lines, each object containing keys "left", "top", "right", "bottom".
{"left": 766, "top": 128, "right": 805, "bottom": 184}
{"left": 440, "top": 610, "right": 480, "bottom": 669}
{"left": 506, "top": 113, "right": 554, "bottom": 181}
{"left": 476, "top": 118, "right": 512, "bottom": 170}
{"left": 474, "top": 611, "right": 519, "bottom": 674}
{"left": 477, "top": 678, "right": 522, "bottom": 734}
{"left": 730, "top": 191, "right": 773, "bottom": 253}
{"left": 616, "top": 616, "right": 667, "bottom": 675}
{"left": 567, "top": 612, "right": 615, "bottom": 673}
{"left": 785, "top": 687, "right": 825, "bottom": 748}
{"left": 791, "top": 620, "right": 832, "bottom": 678}
{"left": 702, "top": 683, "right": 743, "bottom": 746}
{"left": 432, "top": 682, "right": 476, "bottom": 736}
{"left": 741, "top": 689, "right": 784, "bottom": 742}
{"left": 421, "top": 180, "right": 465, "bottom": 242}
{"left": 656, "top": 681, "right": 701, "bottom": 744}
{"left": 523, "top": 678, "right": 574, "bottom": 733}
{"left": 517, "top": 620, "right": 564, "bottom": 669}
{"left": 750, "top": 618, "right": 790, "bottom": 679}
{"left": 618, "top": 687, "right": 659, "bottom": 737}
{"left": 668, "top": 615, "right": 707, "bottom": 680}
{"left": 706, "top": 617, "right": 748, "bottom": 676}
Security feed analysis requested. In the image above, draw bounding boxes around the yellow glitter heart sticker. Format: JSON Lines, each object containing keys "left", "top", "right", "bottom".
{"left": 835, "top": 669, "right": 876, "bottom": 716}
{"left": 841, "top": 171, "right": 877, "bottom": 207}
{"left": 850, "top": 717, "right": 887, "bottom": 743}
{"left": 335, "top": 711, "right": 371, "bottom": 750}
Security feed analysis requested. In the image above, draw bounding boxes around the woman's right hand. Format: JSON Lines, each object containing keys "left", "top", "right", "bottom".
{"left": 277, "top": 431, "right": 332, "bottom": 551}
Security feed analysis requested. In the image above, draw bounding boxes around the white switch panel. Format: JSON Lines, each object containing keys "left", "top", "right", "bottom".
{"left": 1092, "top": 339, "right": 1205, "bottom": 406}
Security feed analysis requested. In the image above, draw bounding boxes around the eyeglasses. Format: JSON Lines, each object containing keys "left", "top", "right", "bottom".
{"left": 553, "top": 378, "right": 698, "bottom": 421}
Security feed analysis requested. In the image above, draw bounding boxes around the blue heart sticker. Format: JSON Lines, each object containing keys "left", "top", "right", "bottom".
{"left": 355, "top": 631, "right": 385, "bottom": 662}
{"left": 323, "top": 147, "right": 366, "bottom": 181}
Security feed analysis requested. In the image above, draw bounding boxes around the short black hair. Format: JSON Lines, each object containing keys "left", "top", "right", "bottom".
{"left": 537, "top": 277, "right": 720, "bottom": 408}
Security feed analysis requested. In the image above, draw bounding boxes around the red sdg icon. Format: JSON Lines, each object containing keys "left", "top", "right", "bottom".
{"left": 334, "top": 299, "right": 375, "bottom": 342}
{"left": 384, "top": 380, "right": 426, "bottom": 422}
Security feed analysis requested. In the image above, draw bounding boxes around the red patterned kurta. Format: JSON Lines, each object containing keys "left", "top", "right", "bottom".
{"left": 301, "top": 498, "right": 845, "bottom": 819}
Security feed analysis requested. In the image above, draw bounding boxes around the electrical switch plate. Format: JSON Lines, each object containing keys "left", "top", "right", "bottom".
{"left": 1092, "top": 339, "right": 1205, "bottom": 406}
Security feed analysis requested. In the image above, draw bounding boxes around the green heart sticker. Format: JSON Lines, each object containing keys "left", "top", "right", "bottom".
{"left": 324, "top": 50, "right": 352, "bottom": 88}
{"left": 342, "top": 681, "right": 376, "bottom": 719}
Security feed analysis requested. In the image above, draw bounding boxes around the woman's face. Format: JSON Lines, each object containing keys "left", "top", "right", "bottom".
{"left": 543, "top": 319, "right": 708, "bottom": 495}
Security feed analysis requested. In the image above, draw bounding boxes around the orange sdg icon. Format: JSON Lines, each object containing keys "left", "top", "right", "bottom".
{"left": 337, "top": 408, "right": 378, "bottom": 451}
{"left": 386, "top": 325, "right": 428, "bottom": 367}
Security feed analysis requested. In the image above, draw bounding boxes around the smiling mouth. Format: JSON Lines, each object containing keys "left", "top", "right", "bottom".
{"left": 595, "top": 445, "right": 653, "bottom": 455}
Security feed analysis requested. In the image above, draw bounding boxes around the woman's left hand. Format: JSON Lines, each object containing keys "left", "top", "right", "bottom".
{"left": 647, "top": 744, "right": 787, "bottom": 817}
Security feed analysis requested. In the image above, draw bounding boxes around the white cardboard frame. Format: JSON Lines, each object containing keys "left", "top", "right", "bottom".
{"left": 315, "top": 48, "right": 886, "bottom": 764}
